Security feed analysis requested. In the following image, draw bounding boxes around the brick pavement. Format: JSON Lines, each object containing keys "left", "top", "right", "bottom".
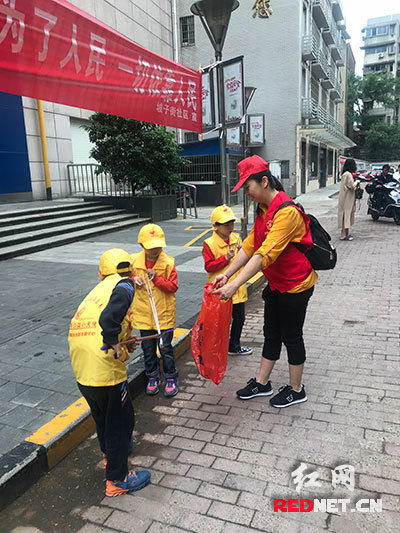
{"left": 2, "top": 195, "right": 400, "bottom": 532}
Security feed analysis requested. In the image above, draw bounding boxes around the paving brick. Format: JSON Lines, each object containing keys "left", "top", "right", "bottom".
{"left": 226, "top": 436, "right": 263, "bottom": 452}
{"left": 358, "top": 475, "right": 400, "bottom": 495}
{"left": 203, "top": 443, "right": 239, "bottom": 460}
{"left": 170, "top": 436, "right": 205, "bottom": 452}
{"left": 170, "top": 489, "right": 211, "bottom": 514}
{"left": 81, "top": 506, "right": 113, "bottom": 524}
{"left": 223, "top": 473, "right": 267, "bottom": 494}
{"left": 152, "top": 459, "right": 190, "bottom": 476}
{"left": 212, "top": 457, "right": 252, "bottom": 476}
{"left": 163, "top": 425, "right": 197, "bottom": 438}
{"left": 185, "top": 419, "right": 220, "bottom": 432}
{"left": 207, "top": 501, "right": 254, "bottom": 526}
{"left": 104, "top": 510, "right": 152, "bottom": 533}
{"left": 177, "top": 450, "right": 215, "bottom": 467}
{"left": 147, "top": 523, "right": 188, "bottom": 533}
{"left": 193, "top": 430, "right": 214, "bottom": 442}
{"left": 159, "top": 474, "right": 201, "bottom": 494}
{"left": 198, "top": 482, "right": 240, "bottom": 504}
{"left": 187, "top": 465, "right": 228, "bottom": 485}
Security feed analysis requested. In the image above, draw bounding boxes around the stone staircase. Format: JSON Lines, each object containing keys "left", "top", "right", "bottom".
{"left": 0, "top": 201, "right": 149, "bottom": 260}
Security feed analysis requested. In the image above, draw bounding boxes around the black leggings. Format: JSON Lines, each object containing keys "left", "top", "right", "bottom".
{"left": 262, "top": 284, "right": 314, "bottom": 366}
{"left": 78, "top": 380, "right": 134, "bottom": 481}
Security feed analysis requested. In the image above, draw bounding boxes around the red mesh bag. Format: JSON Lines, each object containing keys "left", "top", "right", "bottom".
{"left": 191, "top": 282, "right": 233, "bottom": 385}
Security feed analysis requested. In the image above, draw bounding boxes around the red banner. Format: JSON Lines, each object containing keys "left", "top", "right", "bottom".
{"left": 0, "top": 0, "right": 202, "bottom": 132}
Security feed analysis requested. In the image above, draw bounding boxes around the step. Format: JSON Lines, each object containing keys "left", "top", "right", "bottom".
{"left": 0, "top": 213, "right": 142, "bottom": 249}
{"left": 0, "top": 206, "right": 124, "bottom": 237}
{"left": 0, "top": 217, "right": 150, "bottom": 261}
{"left": 0, "top": 201, "right": 102, "bottom": 220}
{"left": 0, "top": 204, "right": 112, "bottom": 227}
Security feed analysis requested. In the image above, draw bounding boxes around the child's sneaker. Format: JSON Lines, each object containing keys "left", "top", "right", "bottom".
{"left": 105, "top": 470, "right": 151, "bottom": 497}
{"left": 164, "top": 378, "right": 178, "bottom": 397}
{"left": 146, "top": 377, "right": 160, "bottom": 395}
{"left": 229, "top": 346, "right": 253, "bottom": 355}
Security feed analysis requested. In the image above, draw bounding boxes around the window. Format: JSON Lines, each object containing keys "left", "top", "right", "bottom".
{"left": 365, "top": 45, "right": 387, "bottom": 55}
{"left": 390, "top": 24, "right": 396, "bottom": 35}
{"left": 366, "top": 25, "right": 388, "bottom": 37}
{"left": 180, "top": 16, "right": 195, "bottom": 46}
{"left": 184, "top": 132, "right": 198, "bottom": 143}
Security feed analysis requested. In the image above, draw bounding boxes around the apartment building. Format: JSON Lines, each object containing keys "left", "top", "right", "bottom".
{"left": 362, "top": 14, "right": 400, "bottom": 123}
{"left": 0, "top": 0, "right": 175, "bottom": 202}
{"left": 176, "top": 0, "right": 355, "bottom": 196}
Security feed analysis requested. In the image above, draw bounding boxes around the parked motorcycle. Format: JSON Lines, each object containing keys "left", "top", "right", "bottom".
{"left": 365, "top": 177, "right": 400, "bottom": 225}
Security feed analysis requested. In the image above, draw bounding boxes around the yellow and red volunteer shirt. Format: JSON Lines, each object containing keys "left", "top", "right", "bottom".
{"left": 242, "top": 204, "right": 318, "bottom": 293}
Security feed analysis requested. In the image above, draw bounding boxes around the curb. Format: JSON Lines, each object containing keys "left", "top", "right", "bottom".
{"left": 0, "top": 274, "right": 265, "bottom": 511}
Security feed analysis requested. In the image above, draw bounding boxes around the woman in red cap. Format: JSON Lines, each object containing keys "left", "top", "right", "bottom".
{"left": 214, "top": 155, "right": 317, "bottom": 408}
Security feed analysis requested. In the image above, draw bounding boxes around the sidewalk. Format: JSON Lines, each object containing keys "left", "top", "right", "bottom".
{"left": 1, "top": 192, "right": 399, "bottom": 531}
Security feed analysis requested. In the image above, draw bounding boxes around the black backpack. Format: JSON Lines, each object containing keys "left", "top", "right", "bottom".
{"left": 274, "top": 201, "right": 337, "bottom": 270}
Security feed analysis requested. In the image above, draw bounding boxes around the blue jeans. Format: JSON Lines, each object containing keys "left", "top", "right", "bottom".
{"left": 140, "top": 329, "right": 177, "bottom": 379}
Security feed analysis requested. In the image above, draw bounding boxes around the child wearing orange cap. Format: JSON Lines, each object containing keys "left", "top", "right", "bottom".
{"left": 131, "top": 224, "right": 179, "bottom": 397}
{"left": 202, "top": 205, "right": 252, "bottom": 356}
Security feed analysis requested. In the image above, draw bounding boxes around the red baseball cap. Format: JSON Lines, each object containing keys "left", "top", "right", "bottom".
{"left": 231, "top": 155, "right": 269, "bottom": 193}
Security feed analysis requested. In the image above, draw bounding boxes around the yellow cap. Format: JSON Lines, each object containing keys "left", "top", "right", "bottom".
{"left": 138, "top": 223, "right": 166, "bottom": 249}
{"left": 99, "top": 248, "right": 133, "bottom": 276}
{"left": 211, "top": 205, "right": 237, "bottom": 225}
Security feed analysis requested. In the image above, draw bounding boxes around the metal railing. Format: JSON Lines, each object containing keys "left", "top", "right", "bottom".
{"left": 66, "top": 163, "right": 197, "bottom": 218}
{"left": 302, "top": 35, "right": 319, "bottom": 60}
{"left": 302, "top": 98, "right": 344, "bottom": 133}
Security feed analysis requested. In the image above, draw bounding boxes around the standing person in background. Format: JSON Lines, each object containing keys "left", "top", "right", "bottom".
{"left": 393, "top": 164, "right": 400, "bottom": 182}
{"left": 214, "top": 155, "right": 317, "bottom": 409}
{"left": 202, "top": 205, "right": 252, "bottom": 356}
{"left": 338, "top": 158, "right": 360, "bottom": 241}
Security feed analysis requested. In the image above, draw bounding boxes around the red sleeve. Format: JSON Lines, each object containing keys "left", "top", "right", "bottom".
{"left": 202, "top": 242, "right": 229, "bottom": 273}
{"left": 153, "top": 265, "right": 178, "bottom": 293}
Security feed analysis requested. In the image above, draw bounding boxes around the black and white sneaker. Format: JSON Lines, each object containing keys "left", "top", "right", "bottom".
{"left": 236, "top": 378, "right": 273, "bottom": 400}
{"left": 229, "top": 346, "right": 253, "bottom": 356}
{"left": 269, "top": 384, "right": 307, "bottom": 408}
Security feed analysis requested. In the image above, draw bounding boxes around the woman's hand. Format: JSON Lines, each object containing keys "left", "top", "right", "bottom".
{"left": 146, "top": 268, "right": 156, "bottom": 280}
{"left": 213, "top": 273, "right": 229, "bottom": 289}
{"left": 214, "top": 281, "right": 238, "bottom": 301}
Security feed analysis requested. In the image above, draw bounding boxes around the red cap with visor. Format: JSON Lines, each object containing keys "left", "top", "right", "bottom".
{"left": 231, "top": 155, "right": 269, "bottom": 193}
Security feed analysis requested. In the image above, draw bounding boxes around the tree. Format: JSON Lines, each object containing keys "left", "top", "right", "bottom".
{"left": 361, "top": 72, "right": 397, "bottom": 111}
{"left": 365, "top": 122, "right": 400, "bottom": 161}
{"left": 346, "top": 71, "right": 363, "bottom": 129}
{"left": 85, "top": 113, "right": 188, "bottom": 194}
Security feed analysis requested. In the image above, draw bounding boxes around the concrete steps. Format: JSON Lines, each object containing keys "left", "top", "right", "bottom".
{"left": 0, "top": 201, "right": 149, "bottom": 260}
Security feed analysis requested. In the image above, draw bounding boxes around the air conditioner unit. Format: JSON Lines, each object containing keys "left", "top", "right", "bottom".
{"left": 378, "top": 53, "right": 384, "bottom": 59}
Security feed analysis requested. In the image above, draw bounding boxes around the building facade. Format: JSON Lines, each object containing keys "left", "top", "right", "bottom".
{"left": 176, "top": 0, "right": 354, "bottom": 196}
{"left": 362, "top": 14, "right": 400, "bottom": 124}
{"left": 0, "top": 0, "right": 175, "bottom": 202}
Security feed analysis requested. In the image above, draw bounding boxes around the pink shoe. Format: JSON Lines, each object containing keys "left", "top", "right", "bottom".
{"left": 146, "top": 377, "right": 160, "bottom": 395}
{"left": 164, "top": 378, "right": 178, "bottom": 397}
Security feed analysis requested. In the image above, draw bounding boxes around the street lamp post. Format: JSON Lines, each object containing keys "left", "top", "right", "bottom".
{"left": 191, "top": 0, "right": 239, "bottom": 204}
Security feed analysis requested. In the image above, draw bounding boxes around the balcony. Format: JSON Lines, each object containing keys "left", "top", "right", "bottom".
{"left": 302, "top": 98, "right": 344, "bottom": 134}
{"left": 330, "top": 80, "right": 343, "bottom": 101}
{"left": 321, "top": 66, "right": 335, "bottom": 90}
{"left": 313, "top": 0, "right": 331, "bottom": 29}
{"left": 322, "top": 20, "right": 340, "bottom": 46}
{"left": 302, "top": 35, "right": 318, "bottom": 60}
{"left": 311, "top": 50, "right": 329, "bottom": 79}
{"left": 332, "top": 0, "right": 344, "bottom": 22}
{"left": 331, "top": 43, "right": 345, "bottom": 66}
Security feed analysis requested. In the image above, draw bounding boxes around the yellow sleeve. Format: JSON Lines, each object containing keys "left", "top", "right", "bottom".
{"left": 254, "top": 207, "right": 305, "bottom": 270}
{"left": 242, "top": 224, "right": 255, "bottom": 257}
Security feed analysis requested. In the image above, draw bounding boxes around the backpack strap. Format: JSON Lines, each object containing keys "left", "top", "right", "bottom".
{"left": 272, "top": 201, "right": 307, "bottom": 253}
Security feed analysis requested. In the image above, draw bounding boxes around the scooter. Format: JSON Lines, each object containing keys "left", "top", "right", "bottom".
{"left": 365, "top": 177, "right": 400, "bottom": 225}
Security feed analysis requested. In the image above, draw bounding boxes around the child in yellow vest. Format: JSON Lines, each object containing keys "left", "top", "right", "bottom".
{"left": 203, "top": 205, "right": 253, "bottom": 356}
{"left": 132, "top": 224, "right": 179, "bottom": 397}
{"left": 68, "top": 248, "right": 150, "bottom": 497}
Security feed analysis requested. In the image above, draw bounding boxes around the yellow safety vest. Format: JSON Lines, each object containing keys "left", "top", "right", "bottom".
{"left": 68, "top": 274, "right": 134, "bottom": 387}
{"left": 131, "top": 250, "right": 176, "bottom": 330}
{"left": 204, "top": 231, "right": 248, "bottom": 304}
